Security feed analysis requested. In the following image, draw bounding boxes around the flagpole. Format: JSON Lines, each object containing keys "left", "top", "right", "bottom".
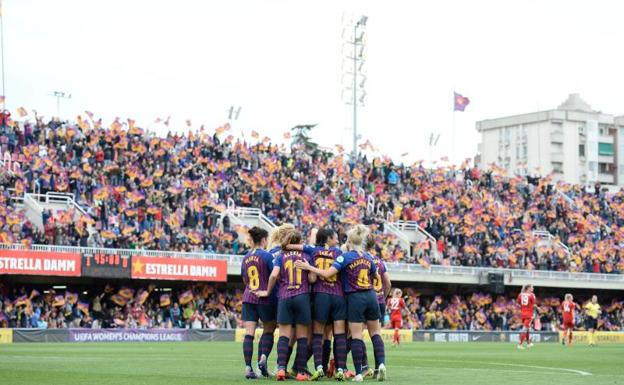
{"left": 452, "top": 92, "right": 456, "bottom": 165}
{"left": 0, "top": 0, "right": 5, "bottom": 110}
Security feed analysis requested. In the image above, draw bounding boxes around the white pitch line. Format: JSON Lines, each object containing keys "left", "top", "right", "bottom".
{"left": 391, "top": 365, "right": 580, "bottom": 376}
{"left": 416, "top": 359, "right": 592, "bottom": 376}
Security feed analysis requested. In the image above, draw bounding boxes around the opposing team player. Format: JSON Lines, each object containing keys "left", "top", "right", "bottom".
{"left": 286, "top": 227, "right": 348, "bottom": 381}
{"left": 560, "top": 293, "right": 578, "bottom": 346}
{"left": 297, "top": 225, "right": 387, "bottom": 382}
{"left": 258, "top": 229, "right": 314, "bottom": 381}
{"left": 241, "top": 227, "right": 276, "bottom": 379}
{"left": 516, "top": 284, "right": 536, "bottom": 349}
{"left": 387, "top": 289, "right": 406, "bottom": 347}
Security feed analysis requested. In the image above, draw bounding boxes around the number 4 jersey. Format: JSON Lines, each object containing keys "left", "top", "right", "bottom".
{"left": 274, "top": 250, "right": 313, "bottom": 299}
{"left": 242, "top": 248, "right": 275, "bottom": 305}
{"left": 332, "top": 251, "right": 377, "bottom": 293}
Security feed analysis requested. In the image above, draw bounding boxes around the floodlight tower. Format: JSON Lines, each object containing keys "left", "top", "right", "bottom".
{"left": 342, "top": 15, "right": 368, "bottom": 160}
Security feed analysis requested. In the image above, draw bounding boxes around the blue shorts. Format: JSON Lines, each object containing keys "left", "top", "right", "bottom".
{"left": 378, "top": 303, "right": 386, "bottom": 325}
{"left": 242, "top": 303, "right": 277, "bottom": 323}
{"left": 346, "top": 290, "right": 380, "bottom": 323}
{"left": 313, "top": 293, "right": 347, "bottom": 323}
{"left": 277, "top": 293, "right": 311, "bottom": 325}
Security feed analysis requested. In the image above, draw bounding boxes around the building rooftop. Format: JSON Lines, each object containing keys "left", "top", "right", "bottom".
{"left": 557, "top": 93, "right": 593, "bottom": 113}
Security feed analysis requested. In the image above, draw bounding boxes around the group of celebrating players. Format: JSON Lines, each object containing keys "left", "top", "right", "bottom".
{"left": 240, "top": 223, "right": 404, "bottom": 382}
{"left": 240, "top": 223, "right": 604, "bottom": 382}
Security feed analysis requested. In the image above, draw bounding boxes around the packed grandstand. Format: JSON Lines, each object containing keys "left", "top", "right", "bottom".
{"left": 0, "top": 114, "right": 622, "bottom": 272}
{"left": 0, "top": 114, "right": 623, "bottom": 332}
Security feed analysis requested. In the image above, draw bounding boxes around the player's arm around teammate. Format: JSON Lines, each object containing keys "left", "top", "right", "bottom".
{"left": 258, "top": 229, "right": 312, "bottom": 381}
{"left": 285, "top": 227, "right": 348, "bottom": 381}
{"left": 297, "top": 225, "right": 387, "bottom": 382}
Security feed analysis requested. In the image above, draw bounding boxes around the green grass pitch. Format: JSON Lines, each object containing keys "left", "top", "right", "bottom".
{"left": 1, "top": 341, "right": 622, "bottom": 385}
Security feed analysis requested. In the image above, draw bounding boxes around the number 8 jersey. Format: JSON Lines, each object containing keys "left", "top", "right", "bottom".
{"left": 242, "top": 248, "right": 275, "bottom": 305}
{"left": 332, "top": 251, "right": 377, "bottom": 293}
{"left": 274, "top": 250, "right": 313, "bottom": 299}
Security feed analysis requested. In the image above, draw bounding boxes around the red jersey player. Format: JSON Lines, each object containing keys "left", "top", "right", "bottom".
{"left": 387, "top": 289, "right": 405, "bottom": 346}
{"left": 516, "top": 284, "right": 536, "bottom": 349}
{"left": 561, "top": 293, "right": 578, "bottom": 346}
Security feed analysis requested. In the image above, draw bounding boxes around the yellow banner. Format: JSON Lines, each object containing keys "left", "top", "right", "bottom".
{"left": 0, "top": 329, "right": 12, "bottom": 344}
{"left": 559, "top": 331, "right": 624, "bottom": 344}
{"left": 235, "top": 328, "right": 280, "bottom": 342}
{"left": 235, "top": 328, "right": 412, "bottom": 343}
{"left": 364, "top": 329, "right": 412, "bottom": 344}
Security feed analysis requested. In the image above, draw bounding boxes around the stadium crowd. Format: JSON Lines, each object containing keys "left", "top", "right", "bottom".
{"left": 0, "top": 114, "right": 623, "bottom": 273}
{"left": 0, "top": 283, "right": 240, "bottom": 330}
{"left": 1, "top": 284, "right": 622, "bottom": 331}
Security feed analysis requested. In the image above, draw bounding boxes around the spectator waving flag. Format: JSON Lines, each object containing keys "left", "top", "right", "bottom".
{"left": 454, "top": 92, "right": 470, "bottom": 111}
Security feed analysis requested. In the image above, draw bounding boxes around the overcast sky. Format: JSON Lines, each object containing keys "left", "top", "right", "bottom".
{"left": 4, "top": 0, "right": 624, "bottom": 164}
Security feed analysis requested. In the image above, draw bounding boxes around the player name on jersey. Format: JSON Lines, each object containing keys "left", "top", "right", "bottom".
{"left": 131, "top": 255, "right": 227, "bottom": 282}
{"left": 0, "top": 250, "right": 81, "bottom": 276}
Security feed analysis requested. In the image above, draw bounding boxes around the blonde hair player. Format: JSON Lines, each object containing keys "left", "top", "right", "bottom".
{"left": 296, "top": 225, "right": 388, "bottom": 382}
{"left": 516, "top": 284, "right": 536, "bottom": 349}
{"left": 387, "top": 288, "right": 405, "bottom": 347}
{"left": 560, "top": 293, "right": 578, "bottom": 347}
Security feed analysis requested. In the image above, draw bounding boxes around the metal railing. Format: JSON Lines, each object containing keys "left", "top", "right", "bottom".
{"left": 228, "top": 206, "right": 276, "bottom": 229}
{"left": 384, "top": 261, "right": 624, "bottom": 283}
{"left": 0, "top": 151, "right": 21, "bottom": 176}
{"left": 532, "top": 230, "right": 570, "bottom": 255}
{"left": 0, "top": 243, "right": 244, "bottom": 264}
{"left": 26, "top": 192, "right": 90, "bottom": 218}
{"left": 392, "top": 220, "right": 437, "bottom": 243}
{"left": 0, "top": 243, "right": 621, "bottom": 283}
{"left": 383, "top": 221, "right": 412, "bottom": 257}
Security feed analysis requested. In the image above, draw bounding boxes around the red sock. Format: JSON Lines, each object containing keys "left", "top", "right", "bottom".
{"left": 519, "top": 332, "right": 525, "bottom": 345}
{"left": 394, "top": 329, "right": 399, "bottom": 344}
{"left": 568, "top": 330, "right": 573, "bottom": 344}
{"left": 526, "top": 332, "right": 531, "bottom": 344}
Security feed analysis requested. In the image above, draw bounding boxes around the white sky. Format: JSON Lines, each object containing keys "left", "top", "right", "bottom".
{"left": 3, "top": 0, "right": 624, "bottom": 165}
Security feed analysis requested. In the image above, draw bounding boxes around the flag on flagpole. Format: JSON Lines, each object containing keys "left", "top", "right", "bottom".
{"left": 453, "top": 92, "right": 470, "bottom": 111}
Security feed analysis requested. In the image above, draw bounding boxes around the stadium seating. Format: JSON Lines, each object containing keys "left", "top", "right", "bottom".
{"left": 1, "top": 284, "right": 622, "bottom": 331}
{"left": 0, "top": 116, "right": 623, "bottom": 273}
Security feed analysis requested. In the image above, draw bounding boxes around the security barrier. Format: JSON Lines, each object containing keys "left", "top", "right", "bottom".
{"left": 10, "top": 329, "right": 624, "bottom": 344}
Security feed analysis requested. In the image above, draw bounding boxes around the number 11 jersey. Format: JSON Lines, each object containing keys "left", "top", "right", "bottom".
{"left": 274, "top": 250, "right": 312, "bottom": 299}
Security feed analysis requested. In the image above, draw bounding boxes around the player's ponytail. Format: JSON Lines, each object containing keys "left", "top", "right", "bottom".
{"left": 346, "top": 224, "right": 369, "bottom": 252}
{"left": 280, "top": 229, "right": 302, "bottom": 249}
{"left": 268, "top": 223, "right": 295, "bottom": 249}
{"left": 248, "top": 226, "right": 268, "bottom": 246}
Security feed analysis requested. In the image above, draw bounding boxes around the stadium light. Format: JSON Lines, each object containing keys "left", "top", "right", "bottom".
{"left": 49, "top": 91, "right": 72, "bottom": 119}
{"left": 342, "top": 14, "right": 368, "bottom": 160}
{"left": 429, "top": 132, "right": 440, "bottom": 166}
{"left": 228, "top": 105, "right": 243, "bottom": 138}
